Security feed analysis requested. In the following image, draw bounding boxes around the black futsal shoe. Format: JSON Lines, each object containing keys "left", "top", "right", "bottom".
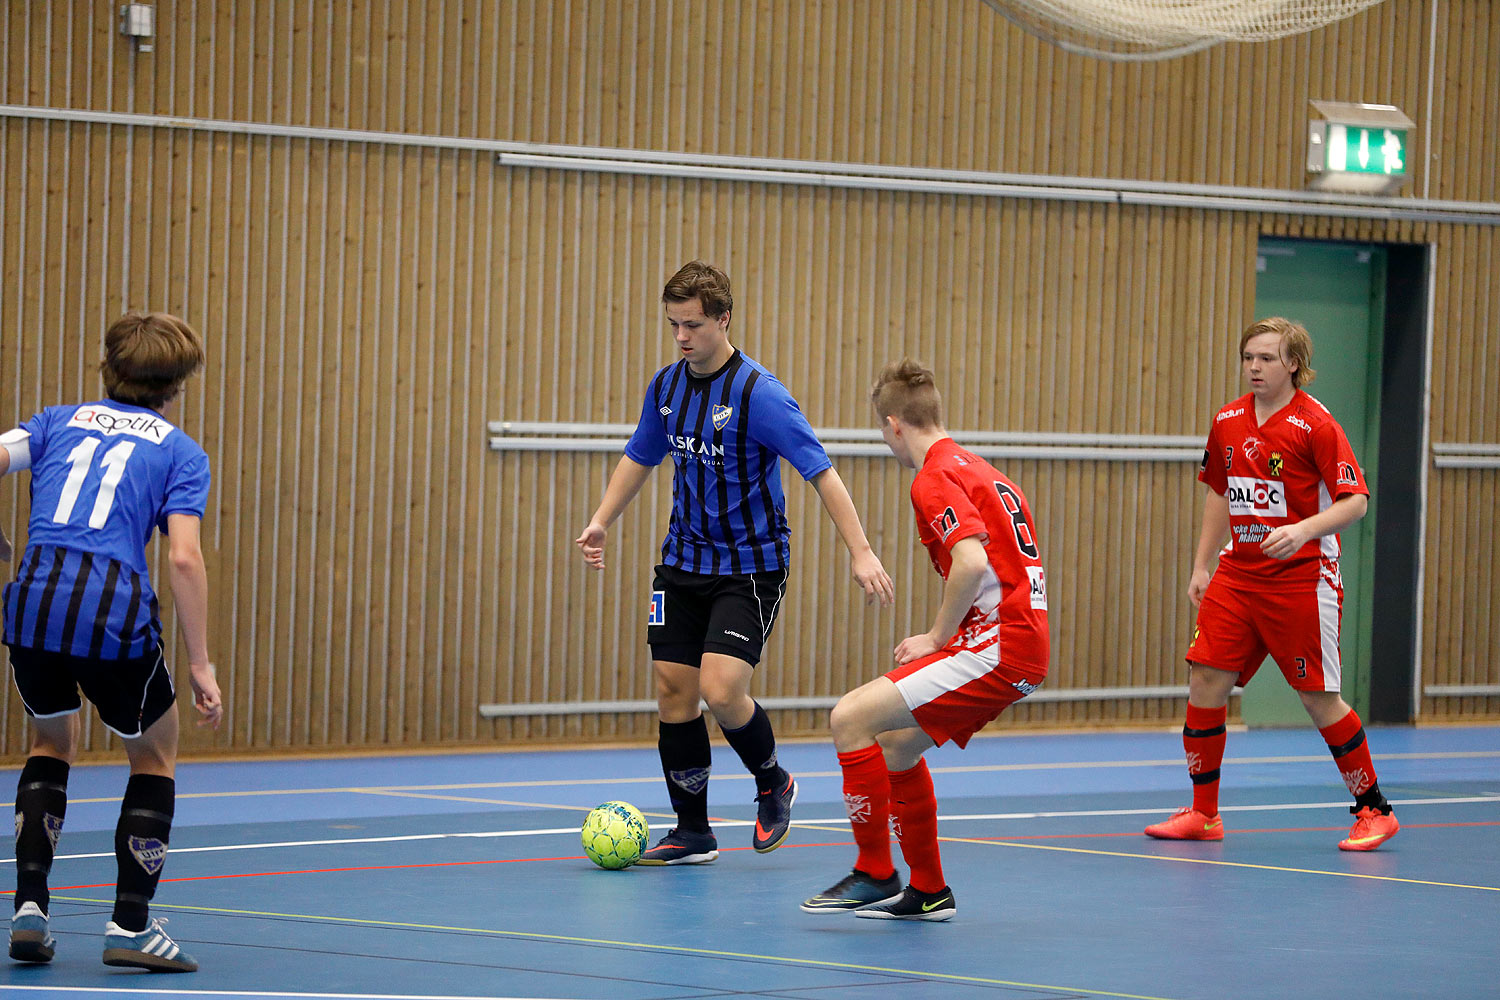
{"left": 854, "top": 884, "right": 957, "bottom": 922}
{"left": 800, "top": 869, "right": 903, "bottom": 913}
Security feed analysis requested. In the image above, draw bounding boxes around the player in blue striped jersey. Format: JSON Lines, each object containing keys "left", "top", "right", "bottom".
{"left": 2, "top": 312, "right": 222, "bottom": 972}
{"left": 578, "top": 261, "right": 895, "bottom": 864}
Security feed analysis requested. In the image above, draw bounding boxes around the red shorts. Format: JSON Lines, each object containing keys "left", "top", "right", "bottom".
{"left": 1185, "top": 575, "right": 1344, "bottom": 692}
{"left": 886, "top": 623, "right": 1046, "bottom": 749}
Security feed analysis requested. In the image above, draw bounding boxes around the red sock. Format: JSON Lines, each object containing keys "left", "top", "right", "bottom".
{"left": 837, "top": 745, "right": 895, "bottom": 880}
{"left": 1184, "top": 703, "right": 1228, "bottom": 817}
{"left": 1320, "top": 709, "right": 1379, "bottom": 800}
{"left": 888, "top": 758, "right": 945, "bottom": 894}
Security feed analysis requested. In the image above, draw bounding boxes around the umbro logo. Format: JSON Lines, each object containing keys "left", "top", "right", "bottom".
{"left": 659, "top": 406, "right": 672, "bottom": 415}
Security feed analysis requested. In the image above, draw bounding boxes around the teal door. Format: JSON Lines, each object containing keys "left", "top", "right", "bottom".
{"left": 1241, "top": 238, "right": 1385, "bottom": 726}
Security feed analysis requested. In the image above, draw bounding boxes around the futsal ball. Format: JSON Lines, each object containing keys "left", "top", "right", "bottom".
{"left": 580, "top": 800, "right": 650, "bottom": 870}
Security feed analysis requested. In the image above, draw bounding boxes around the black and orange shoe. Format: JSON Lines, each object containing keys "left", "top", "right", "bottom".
{"left": 636, "top": 828, "right": 719, "bottom": 866}
{"left": 752, "top": 773, "right": 798, "bottom": 853}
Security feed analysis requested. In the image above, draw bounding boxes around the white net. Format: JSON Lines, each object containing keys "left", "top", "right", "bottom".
{"left": 978, "top": 0, "right": 1390, "bottom": 60}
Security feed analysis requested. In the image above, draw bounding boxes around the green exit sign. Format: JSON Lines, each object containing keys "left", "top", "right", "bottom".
{"left": 1326, "top": 124, "right": 1407, "bottom": 175}
{"left": 1306, "top": 101, "right": 1415, "bottom": 195}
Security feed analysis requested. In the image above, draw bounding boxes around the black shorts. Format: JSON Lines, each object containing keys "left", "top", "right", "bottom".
{"left": 6, "top": 643, "right": 176, "bottom": 738}
{"left": 648, "top": 563, "right": 790, "bottom": 667}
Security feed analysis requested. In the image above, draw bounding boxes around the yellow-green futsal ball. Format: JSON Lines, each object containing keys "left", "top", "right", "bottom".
{"left": 581, "top": 801, "right": 650, "bottom": 870}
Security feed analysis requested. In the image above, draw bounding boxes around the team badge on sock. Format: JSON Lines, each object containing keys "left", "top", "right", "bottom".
{"left": 669, "top": 767, "right": 711, "bottom": 796}
{"left": 128, "top": 836, "right": 167, "bottom": 876}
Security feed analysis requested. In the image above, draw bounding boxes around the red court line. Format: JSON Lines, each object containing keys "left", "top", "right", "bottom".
{"left": 10, "top": 825, "right": 1495, "bottom": 893}
{"left": 971, "top": 820, "right": 1500, "bottom": 840}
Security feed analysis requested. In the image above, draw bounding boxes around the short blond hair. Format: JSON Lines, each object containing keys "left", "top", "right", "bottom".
{"left": 1240, "top": 316, "right": 1316, "bottom": 388}
{"left": 100, "top": 312, "right": 205, "bottom": 409}
{"left": 871, "top": 358, "right": 943, "bottom": 429}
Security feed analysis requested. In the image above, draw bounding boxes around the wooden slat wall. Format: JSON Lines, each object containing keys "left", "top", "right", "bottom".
{"left": 0, "top": 1, "right": 1496, "bottom": 755}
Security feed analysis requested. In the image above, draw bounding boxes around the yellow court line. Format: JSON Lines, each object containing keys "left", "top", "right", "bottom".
{"left": 47, "top": 893, "right": 1184, "bottom": 1000}
{"left": 944, "top": 836, "right": 1500, "bottom": 891}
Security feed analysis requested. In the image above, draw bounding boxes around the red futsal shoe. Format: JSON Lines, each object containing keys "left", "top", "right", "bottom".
{"left": 1144, "top": 807, "right": 1225, "bottom": 841}
{"left": 1339, "top": 807, "right": 1399, "bottom": 851}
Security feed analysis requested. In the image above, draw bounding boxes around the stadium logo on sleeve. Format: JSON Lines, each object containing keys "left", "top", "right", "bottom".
{"left": 932, "top": 506, "right": 961, "bottom": 540}
{"left": 1269, "top": 452, "right": 1284, "bottom": 477}
{"left": 711, "top": 404, "right": 733, "bottom": 430}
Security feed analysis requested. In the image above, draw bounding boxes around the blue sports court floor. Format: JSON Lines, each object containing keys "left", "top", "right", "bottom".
{"left": 2, "top": 723, "right": 1497, "bottom": 1000}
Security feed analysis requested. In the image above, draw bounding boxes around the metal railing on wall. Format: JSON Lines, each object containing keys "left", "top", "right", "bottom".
{"left": 1431, "top": 443, "right": 1500, "bottom": 469}
{"left": 487, "top": 420, "right": 1205, "bottom": 463}
{"left": 481, "top": 419, "right": 1201, "bottom": 719}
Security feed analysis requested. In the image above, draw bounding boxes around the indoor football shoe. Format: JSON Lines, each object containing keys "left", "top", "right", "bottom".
{"left": 102, "top": 917, "right": 198, "bottom": 972}
{"left": 1144, "top": 807, "right": 1224, "bottom": 841}
{"left": 9, "top": 901, "right": 55, "bottom": 963}
{"left": 636, "top": 827, "right": 719, "bottom": 866}
{"left": 800, "top": 869, "right": 903, "bottom": 913}
{"left": 753, "top": 773, "right": 798, "bottom": 852}
{"left": 1339, "top": 806, "right": 1399, "bottom": 851}
{"left": 854, "top": 884, "right": 956, "bottom": 922}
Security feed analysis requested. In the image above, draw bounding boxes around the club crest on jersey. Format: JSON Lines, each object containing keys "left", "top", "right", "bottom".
{"left": 128, "top": 835, "right": 168, "bottom": 875}
{"left": 1269, "top": 452, "right": 1284, "bottom": 477}
{"left": 648, "top": 591, "right": 665, "bottom": 627}
{"left": 711, "top": 404, "right": 733, "bottom": 430}
{"left": 932, "top": 506, "right": 961, "bottom": 541}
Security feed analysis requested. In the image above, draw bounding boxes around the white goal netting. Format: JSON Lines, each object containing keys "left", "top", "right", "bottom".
{"left": 978, "top": 0, "right": 1390, "bottom": 60}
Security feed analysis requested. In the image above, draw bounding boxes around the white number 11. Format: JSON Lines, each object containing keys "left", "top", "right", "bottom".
{"left": 52, "top": 437, "right": 136, "bottom": 529}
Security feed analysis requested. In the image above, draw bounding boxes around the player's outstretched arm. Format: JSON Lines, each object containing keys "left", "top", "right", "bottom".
{"left": 894, "top": 535, "right": 987, "bottom": 664}
{"left": 1188, "top": 489, "right": 1231, "bottom": 606}
{"left": 809, "top": 467, "right": 894, "bottom": 606}
{"left": 165, "top": 513, "right": 223, "bottom": 729}
{"left": 576, "top": 455, "right": 655, "bottom": 571}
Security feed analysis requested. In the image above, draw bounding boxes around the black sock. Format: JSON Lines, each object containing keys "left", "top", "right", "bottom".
{"left": 112, "top": 774, "right": 175, "bottom": 932}
{"left": 720, "top": 702, "right": 786, "bottom": 795}
{"left": 659, "top": 717, "right": 713, "bottom": 834}
{"left": 14, "top": 755, "right": 69, "bottom": 914}
{"left": 1354, "top": 783, "right": 1391, "bottom": 815}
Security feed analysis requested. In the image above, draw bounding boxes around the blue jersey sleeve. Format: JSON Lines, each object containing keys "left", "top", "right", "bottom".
{"left": 748, "top": 377, "right": 832, "bottom": 481}
{"left": 624, "top": 370, "right": 671, "bottom": 467}
{"left": 159, "top": 443, "right": 211, "bottom": 530}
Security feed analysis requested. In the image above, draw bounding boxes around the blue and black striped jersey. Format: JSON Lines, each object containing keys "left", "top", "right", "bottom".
{"left": 3, "top": 401, "right": 211, "bottom": 659}
{"left": 626, "top": 351, "right": 831, "bottom": 575}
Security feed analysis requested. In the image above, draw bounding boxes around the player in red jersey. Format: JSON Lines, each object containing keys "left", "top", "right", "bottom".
{"left": 1146, "top": 317, "right": 1398, "bottom": 851}
{"left": 800, "top": 360, "right": 1049, "bottom": 920}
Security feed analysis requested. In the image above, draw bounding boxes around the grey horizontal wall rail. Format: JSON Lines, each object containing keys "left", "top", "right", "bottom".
{"left": 5, "top": 104, "right": 1499, "bottom": 225}
{"left": 486, "top": 421, "right": 1205, "bottom": 462}
{"left": 479, "top": 686, "right": 1191, "bottom": 717}
{"left": 1422, "top": 685, "right": 1500, "bottom": 697}
{"left": 1431, "top": 443, "right": 1500, "bottom": 469}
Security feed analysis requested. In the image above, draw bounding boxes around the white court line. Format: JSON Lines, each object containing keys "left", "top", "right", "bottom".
{"left": 0, "top": 987, "right": 578, "bottom": 1000}
{"left": 5, "top": 794, "right": 1495, "bottom": 865}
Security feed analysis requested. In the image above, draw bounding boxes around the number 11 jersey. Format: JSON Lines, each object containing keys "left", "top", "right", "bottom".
{"left": 3, "top": 401, "right": 210, "bottom": 659}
